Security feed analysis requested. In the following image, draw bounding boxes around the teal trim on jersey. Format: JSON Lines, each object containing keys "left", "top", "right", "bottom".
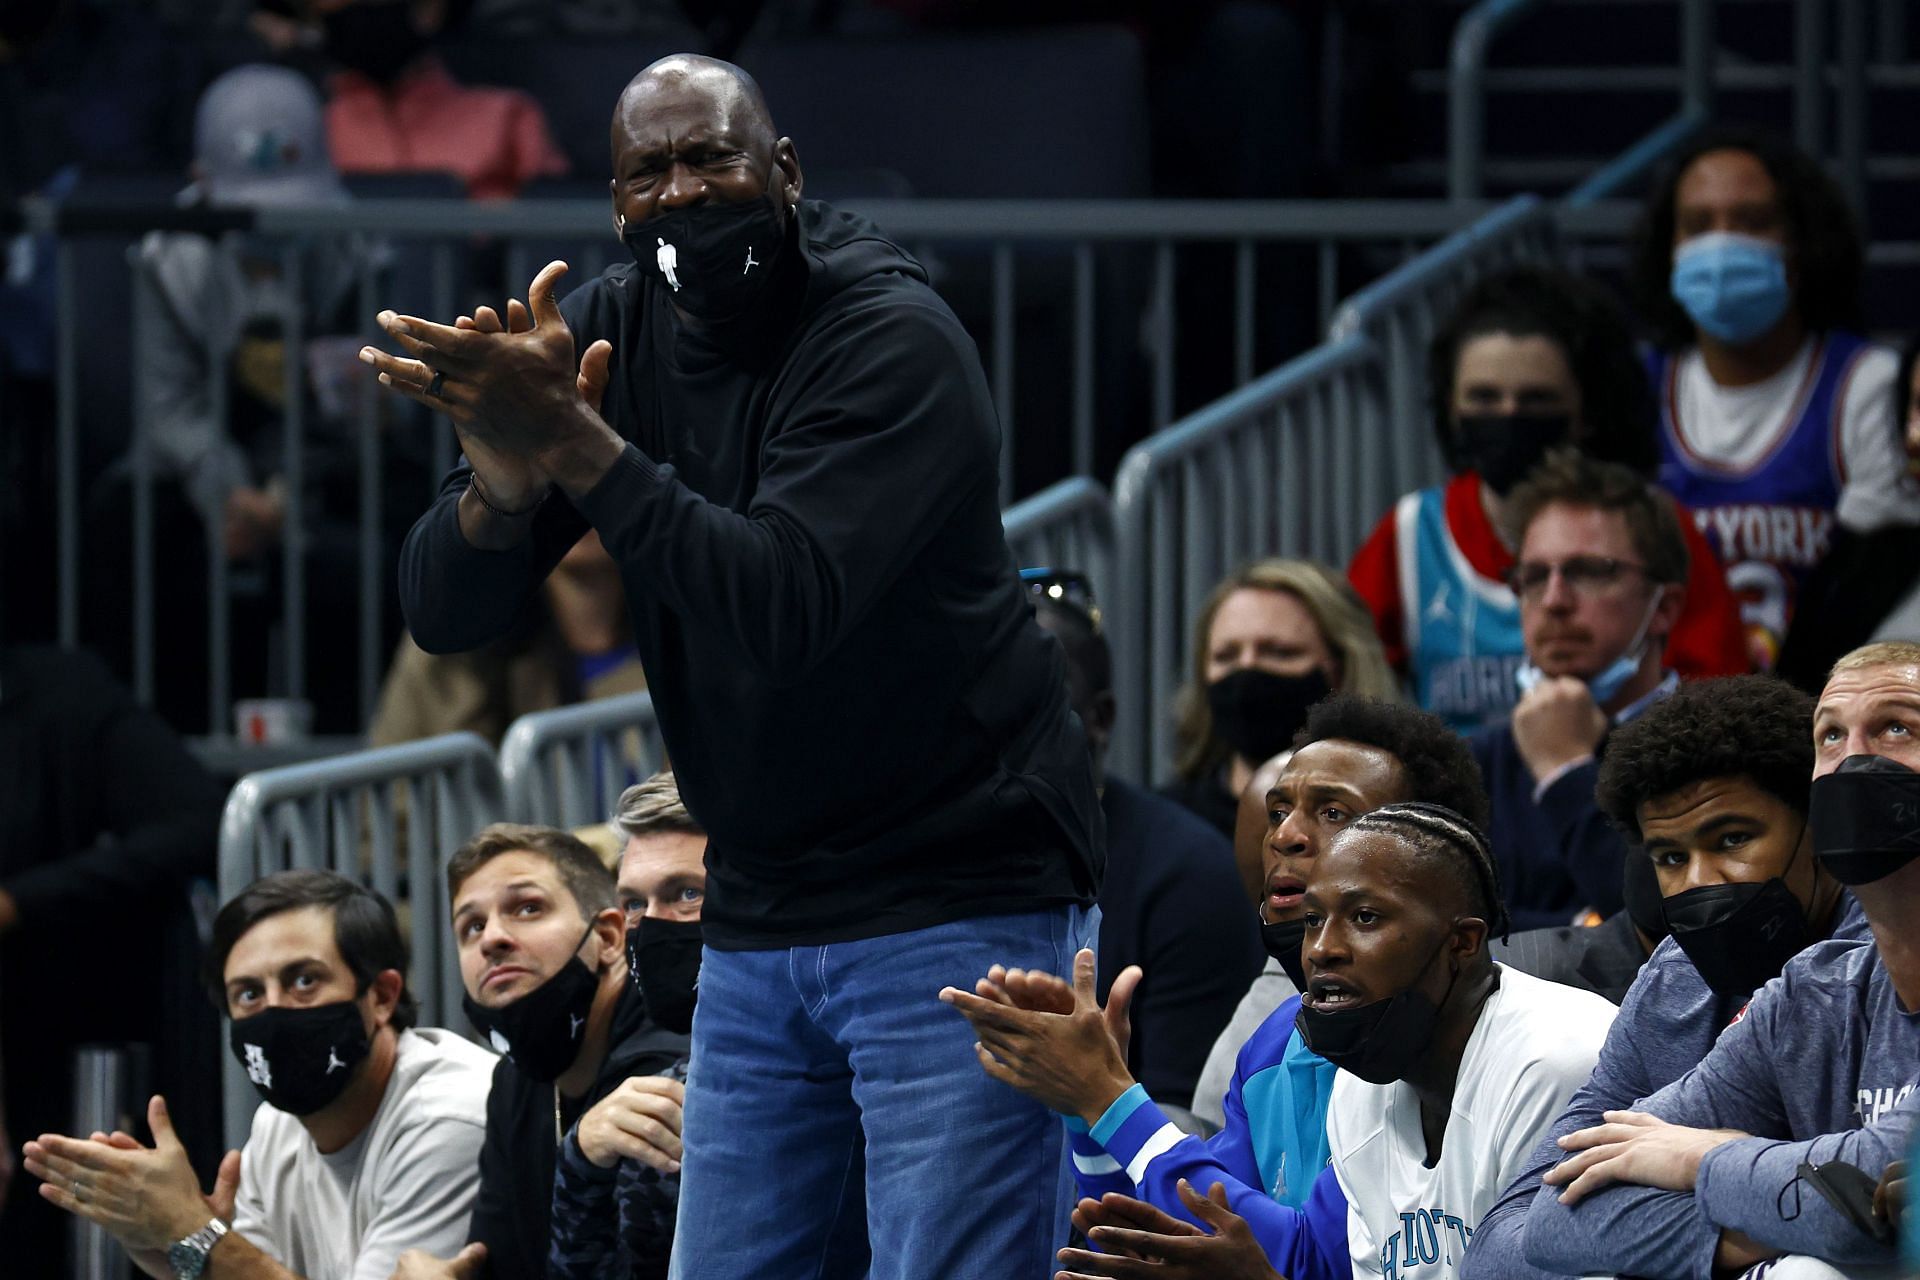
{"left": 1240, "top": 1026, "right": 1340, "bottom": 1211}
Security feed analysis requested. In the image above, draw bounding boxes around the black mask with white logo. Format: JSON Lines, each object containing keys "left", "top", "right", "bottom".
{"left": 1261, "top": 916, "right": 1309, "bottom": 991}
{"left": 228, "top": 998, "right": 371, "bottom": 1116}
{"left": 1811, "top": 754, "right": 1920, "bottom": 885}
{"left": 1622, "top": 851, "right": 1670, "bottom": 945}
{"left": 624, "top": 197, "right": 786, "bottom": 325}
{"left": 1207, "top": 668, "right": 1331, "bottom": 765}
{"left": 627, "top": 916, "right": 704, "bottom": 1035}
{"left": 463, "top": 925, "right": 601, "bottom": 1082}
{"left": 1293, "top": 936, "right": 1457, "bottom": 1085}
{"left": 1453, "top": 413, "right": 1574, "bottom": 496}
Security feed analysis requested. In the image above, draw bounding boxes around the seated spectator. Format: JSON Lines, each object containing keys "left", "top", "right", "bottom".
{"left": 1464, "top": 672, "right": 1865, "bottom": 1279}
{"left": 1348, "top": 265, "right": 1746, "bottom": 735}
{"left": 947, "top": 789, "right": 1615, "bottom": 1280}
{"left": 1513, "top": 645, "right": 1920, "bottom": 1276}
{"left": 1635, "top": 129, "right": 1920, "bottom": 678}
{"left": 312, "top": 0, "right": 570, "bottom": 198}
{"left": 1469, "top": 451, "right": 1688, "bottom": 929}
{"left": 400, "top": 813, "right": 689, "bottom": 1278}
{"left": 944, "top": 695, "right": 1496, "bottom": 1276}
{"left": 1160, "top": 559, "right": 1399, "bottom": 839}
{"left": 1028, "top": 569, "right": 1264, "bottom": 1116}
{"left": 26, "top": 871, "right": 493, "bottom": 1277}
{"left": 548, "top": 772, "right": 706, "bottom": 1279}
{"left": 0, "top": 644, "right": 226, "bottom": 1270}
{"left": 370, "top": 531, "right": 644, "bottom": 747}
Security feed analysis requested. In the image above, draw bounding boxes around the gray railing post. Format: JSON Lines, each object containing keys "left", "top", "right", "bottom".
{"left": 500, "top": 694, "right": 667, "bottom": 829}
{"left": 1682, "top": 0, "right": 1715, "bottom": 118}
{"left": 1796, "top": 0, "right": 1828, "bottom": 158}
{"left": 71, "top": 1048, "right": 132, "bottom": 1280}
{"left": 1838, "top": 0, "right": 1869, "bottom": 218}
{"left": 1448, "top": 0, "right": 1548, "bottom": 203}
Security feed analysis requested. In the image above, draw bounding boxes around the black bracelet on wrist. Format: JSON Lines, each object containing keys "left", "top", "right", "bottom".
{"left": 468, "top": 473, "right": 544, "bottom": 520}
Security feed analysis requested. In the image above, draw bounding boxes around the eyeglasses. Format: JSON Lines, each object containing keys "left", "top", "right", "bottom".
{"left": 1020, "top": 567, "right": 1102, "bottom": 632}
{"left": 1505, "top": 556, "right": 1651, "bottom": 602}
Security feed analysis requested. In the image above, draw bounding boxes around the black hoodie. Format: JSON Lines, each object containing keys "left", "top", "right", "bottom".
{"left": 399, "top": 201, "right": 1103, "bottom": 947}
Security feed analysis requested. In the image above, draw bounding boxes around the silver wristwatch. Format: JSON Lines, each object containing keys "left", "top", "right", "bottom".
{"left": 167, "top": 1217, "right": 229, "bottom": 1280}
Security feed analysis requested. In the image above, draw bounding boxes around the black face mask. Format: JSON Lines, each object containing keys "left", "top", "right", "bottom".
{"left": 1293, "top": 937, "right": 1457, "bottom": 1085}
{"left": 229, "top": 998, "right": 371, "bottom": 1116}
{"left": 1207, "top": 668, "right": 1332, "bottom": 765}
{"left": 1662, "top": 877, "right": 1809, "bottom": 998}
{"left": 1260, "top": 916, "right": 1309, "bottom": 990}
{"left": 624, "top": 197, "right": 787, "bottom": 324}
{"left": 1622, "top": 851, "right": 1670, "bottom": 945}
{"left": 627, "top": 916, "right": 704, "bottom": 1035}
{"left": 1453, "top": 413, "right": 1574, "bottom": 497}
{"left": 463, "top": 925, "right": 601, "bottom": 1082}
{"left": 321, "top": 3, "right": 426, "bottom": 84}
{"left": 1811, "top": 754, "right": 1920, "bottom": 886}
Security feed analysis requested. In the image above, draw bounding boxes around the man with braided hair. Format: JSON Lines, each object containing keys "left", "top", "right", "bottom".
{"left": 947, "top": 697, "right": 1610, "bottom": 1280}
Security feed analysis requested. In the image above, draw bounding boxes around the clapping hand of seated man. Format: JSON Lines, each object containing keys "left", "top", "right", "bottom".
{"left": 23, "top": 1095, "right": 241, "bottom": 1271}
{"left": 359, "top": 260, "right": 624, "bottom": 501}
{"left": 389, "top": 1242, "right": 487, "bottom": 1279}
{"left": 576, "top": 1075, "right": 686, "bottom": 1175}
{"left": 939, "top": 948, "right": 1143, "bottom": 1126}
{"left": 1511, "top": 675, "right": 1610, "bottom": 784}
{"left": 1056, "top": 1181, "right": 1285, "bottom": 1280}
{"left": 1542, "top": 1109, "right": 1749, "bottom": 1205}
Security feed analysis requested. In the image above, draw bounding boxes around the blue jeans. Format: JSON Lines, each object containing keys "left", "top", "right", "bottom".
{"left": 668, "top": 906, "right": 1095, "bottom": 1280}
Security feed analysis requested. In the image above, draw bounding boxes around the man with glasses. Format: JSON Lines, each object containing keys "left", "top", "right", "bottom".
{"left": 1469, "top": 450, "right": 1689, "bottom": 929}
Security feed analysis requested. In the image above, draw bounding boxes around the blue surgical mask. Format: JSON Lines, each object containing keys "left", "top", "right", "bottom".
{"left": 1516, "top": 589, "right": 1664, "bottom": 707}
{"left": 1670, "top": 232, "right": 1791, "bottom": 346}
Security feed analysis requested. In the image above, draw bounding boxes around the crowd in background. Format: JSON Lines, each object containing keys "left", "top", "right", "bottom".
{"left": 3, "top": 4, "right": 1920, "bottom": 1278}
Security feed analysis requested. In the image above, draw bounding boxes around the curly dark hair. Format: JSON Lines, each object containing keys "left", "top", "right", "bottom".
{"left": 1426, "top": 264, "right": 1658, "bottom": 477}
{"left": 1630, "top": 127, "right": 1865, "bottom": 352}
{"left": 1596, "top": 676, "right": 1815, "bottom": 841}
{"left": 1295, "top": 692, "right": 1491, "bottom": 831}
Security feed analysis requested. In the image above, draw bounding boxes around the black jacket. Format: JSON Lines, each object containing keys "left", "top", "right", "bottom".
{"left": 468, "top": 981, "right": 688, "bottom": 1279}
{"left": 399, "top": 201, "right": 1102, "bottom": 948}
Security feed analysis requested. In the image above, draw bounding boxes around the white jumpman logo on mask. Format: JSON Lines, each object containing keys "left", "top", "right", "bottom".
{"left": 325, "top": 1047, "right": 347, "bottom": 1074}
{"left": 570, "top": 1013, "right": 585, "bottom": 1038}
{"left": 656, "top": 238, "right": 681, "bottom": 291}
{"left": 743, "top": 246, "right": 759, "bottom": 275}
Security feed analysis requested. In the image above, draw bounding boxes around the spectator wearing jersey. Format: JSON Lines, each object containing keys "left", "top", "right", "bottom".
{"left": 1348, "top": 266, "right": 1746, "bottom": 735}
{"left": 1635, "top": 129, "right": 1920, "bottom": 678}
{"left": 1463, "top": 673, "right": 1863, "bottom": 1280}
{"left": 1161, "top": 560, "right": 1399, "bottom": 839}
{"left": 945, "top": 698, "right": 1508, "bottom": 1280}
{"left": 1511, "top": 642, "right": 1920, "bottom": 1278}
{"left": 1468, "top": 452, "right": 1687, "bottom": 929}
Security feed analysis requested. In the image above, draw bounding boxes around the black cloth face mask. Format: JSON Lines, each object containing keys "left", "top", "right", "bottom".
{"left": 1811, "top": 754, "right": 1920, "bottom": 885}
{"left": 1260, "top": 916, "right": 1309, "bottom": 991}
{"left": 1661, "top": 877, "right": 1809, "bottom": 998}
{"left": 627, "top": 916, "right": 704, "bottom": 1035}
{"left": 1293, "top": 936, "right": 1457, "bottom": 1085}
{"left": 624, "top": 196, "right": 787, "bottom": 324}
{"left": 1453, "top": 413, "right": 1574, "bottom": 497}
{"left": 463, "top": 924, "right": 601, "bottom": 1082}
{"left": 1207, "top": 668, "right": 1332, "bottom": 765}
{"left": 321, "top": 3, "right": 426, "bottom": 83}
{"left": 229, "top": 998, "right": 371, "bottom": 1117}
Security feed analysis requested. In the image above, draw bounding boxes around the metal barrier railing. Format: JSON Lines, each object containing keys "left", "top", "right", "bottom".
{"left": 71, "top": 1049, "right": 132, "bottom": 1280}
{"left": 500, "top": 692, "right": 666, "bottom": 830}
{"left": 214, "top": 732, "right": 502, "bottom": 1147}
{"left": 1108, "top": 333, "right": 1385, "bottom": 782}
{"left": 1002, "top": 476, "right": 1116, "bottom": 594}
{"left": 1328, "top": 194, "right": 1559, "bottom": 506}
{"left": 29, "top": 195, "right": 1510, "bottom": 743}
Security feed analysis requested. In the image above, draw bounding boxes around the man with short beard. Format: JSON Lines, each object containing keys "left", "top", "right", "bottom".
{"left": 363, "top": 53, "right": 1100, "bottom": 1280}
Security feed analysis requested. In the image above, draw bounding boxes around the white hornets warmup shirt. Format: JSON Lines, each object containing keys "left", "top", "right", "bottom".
{"left": 1326, "top": 965, "right": 1615, "bottom": 1280}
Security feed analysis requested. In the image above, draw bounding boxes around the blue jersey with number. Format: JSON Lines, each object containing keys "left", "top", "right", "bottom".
{"left": 1396, "top": 486, "right": 1525, "bottom": 735}
{"left": 1652, "top": 333, "right": 1867, "bottom": 665}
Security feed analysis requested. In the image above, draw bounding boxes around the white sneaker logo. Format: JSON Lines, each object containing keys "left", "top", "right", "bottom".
{"left": 244, "top": 1044, "right": 273, "bottom": 1089}
{"left": 656, "top": 238, "right": 681, "bottom": 292}
{"left": 743, "top": 246, "right": 759, "bottom": 275}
